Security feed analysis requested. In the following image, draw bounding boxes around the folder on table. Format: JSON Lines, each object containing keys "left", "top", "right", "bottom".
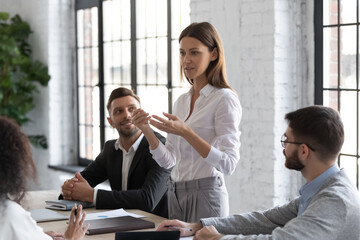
{"left": 84, "top": 216, "right": 155, "bottom": 235}
{"left": 45, "top": 200, "right": 94, "bottom": 210}
{"left": 30, "top": 208, "right": 68, "bottom": 222}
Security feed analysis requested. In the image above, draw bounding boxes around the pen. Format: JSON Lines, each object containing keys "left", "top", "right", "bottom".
{"left": 74, "top": 203, "right": 77, "bottom": 216}
{"left": 164, "top": 225, "right": 192, "bottom": 232}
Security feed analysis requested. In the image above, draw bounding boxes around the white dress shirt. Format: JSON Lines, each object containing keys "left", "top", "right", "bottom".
{"left": 115, "top": 134, "right": 144, "bottom": 190}
{"left": 151, "top": 84, "right": 242, "bottom": 182}
{"left": 0, "top": 200, "right": 52, "bottom": 240}
{"left": 93, "top": 134, "right": 144, "bottom": 204}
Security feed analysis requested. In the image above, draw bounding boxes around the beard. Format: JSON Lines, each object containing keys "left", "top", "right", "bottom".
{"left": 283, "top": 149, "right": 304, "bottom": 171}
{"left": 119, "top": 126, "right": 139, "bottom": 138}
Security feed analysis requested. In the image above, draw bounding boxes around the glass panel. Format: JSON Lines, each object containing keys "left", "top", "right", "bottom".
{"left": 157, "top": 37, "right": 168, "bottom": 85}
{"left": 136, "top": 0, "right": 167, "bottom": 38}
{"left": 340, "top": 0, "right": 357, "bottom": 24}
{"left": 103, "top": 0, "right": 131, "bottom": 41}
{"left": 323, "top": 0, "right": 338, "bottom": 25}
{"left": 323, "top": 27, "right": 338, "bottom": 88}
{"left": 172, "top": 40, "right": 182, "bottom": 87}
{"left": 78, "top": 7, "right": 98, "bottom": 48}
{"left": 323, "top": 90, "right": 339, "bottom": 111}
{"left": 104, "top": 41, "right": 131, "bottom": 85}
{"left": 137, "top": 85, "right": 169, "bottom": 117}
{"left": 156, "top": 0, "right": 168, "bottom": 36}
{"left": 91, "top": 8, "right": 98, "bottom": 46}
{"left": 77, "top": 49, "right": 85, "bottom": 85}
{"left": 171, "top": 0, "right": 190, "bottom": 39}
{"left": 340, "top": 91, "right": 357, "bottom": 155}
{"left": 77, "top": 10, "right": 84, "bottom": 48}
{"left": 78, "top": 85, "right": 100, "bottom": 159}
{"left": 80, "top": 47, "right": 99, "bottom": 87}
{"left": 340, "top": 26, "right": 357, "bottom": 89}
{"left": 137, "top": 39, "right": 158, "bottom": 84}
{"left": 339, "top": 155, "right": 357, "bottom": 186}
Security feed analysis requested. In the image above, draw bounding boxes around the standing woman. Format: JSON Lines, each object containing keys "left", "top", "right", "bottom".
{"left": 132, "top": 22, "right": 241, "bottom": 222}
{"left": 0, "top": 116, "right": 89, "bottom": 240}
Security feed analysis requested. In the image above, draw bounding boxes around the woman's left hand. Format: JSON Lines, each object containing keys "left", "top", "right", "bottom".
{"left": 150, "top": 112, "right": 188, "bottom": 136}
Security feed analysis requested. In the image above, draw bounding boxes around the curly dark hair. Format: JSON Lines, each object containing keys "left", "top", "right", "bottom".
{"left": 0, "top": 116, "right": 36, "bottom": 205}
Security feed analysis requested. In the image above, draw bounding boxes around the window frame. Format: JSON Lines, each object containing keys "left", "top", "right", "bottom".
{"left": 314, "top": 0, "right": 360, "bottom": 188}
{"left": 75, "top": 0, "right": 186, "bottom": 165}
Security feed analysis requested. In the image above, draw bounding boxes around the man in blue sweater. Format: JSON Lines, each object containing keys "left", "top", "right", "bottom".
{"left": 158, "top": 105, "right": 360, "bottom": 239}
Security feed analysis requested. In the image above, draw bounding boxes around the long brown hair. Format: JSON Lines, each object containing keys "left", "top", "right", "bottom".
{"left": 179, "top": 22, "right": 232, "bottom": 90}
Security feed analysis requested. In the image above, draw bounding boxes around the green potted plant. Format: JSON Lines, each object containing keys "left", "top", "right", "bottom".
{"left": 0, "top": 12, "right": 51, "bottom": 148}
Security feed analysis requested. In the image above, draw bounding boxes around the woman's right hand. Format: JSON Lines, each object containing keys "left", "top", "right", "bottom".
{"left": 64, "top": 204, "right": 89, "bottom": 240}
{"left": 132, "top": 108, "right": 152, "bottom": 132}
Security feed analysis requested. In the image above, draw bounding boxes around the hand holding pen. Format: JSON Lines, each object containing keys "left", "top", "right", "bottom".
{"left": 74, "top": 203, "right": 78, "bottom": 216}
{"left": 64, "top": 204, "right": 90, "bottom": 239}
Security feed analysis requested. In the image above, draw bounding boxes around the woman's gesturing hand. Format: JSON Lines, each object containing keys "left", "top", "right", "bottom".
{"left": 150, "top": 112, "right": 189, "bottom": 137}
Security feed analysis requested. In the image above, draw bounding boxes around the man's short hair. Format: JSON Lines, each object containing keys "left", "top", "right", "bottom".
{"left": 285, "top": 105, "right": 344, "bottom": 161}
{"left": 106, "top": 87, "right": 140, "bottom": 111}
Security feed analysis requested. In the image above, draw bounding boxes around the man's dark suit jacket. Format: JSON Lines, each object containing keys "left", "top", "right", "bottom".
{"left": 72, "top": 132, "right": 170, "bottom": 217}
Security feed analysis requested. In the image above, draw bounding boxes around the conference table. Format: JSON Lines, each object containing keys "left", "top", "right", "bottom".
{"left": 26, "top": 190, "right": 168, "bottom": 240}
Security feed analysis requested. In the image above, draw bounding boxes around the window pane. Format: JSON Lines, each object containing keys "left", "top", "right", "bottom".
{"left": 340, "top": 26, "right": 357, "bottom": 89}
{"left": 77, "top": 47, "right": 99, "bottom": 87}
{"left": 339, "top": 155, "right": 358, "bottom": 186}
{"left": 78, "top": 86, "right": 100, "bottom": 160}
{"left": 340, "top": 91, "right": 357, "bottom": 155}
{"left": 77, "top": 49, "right": 85, "bottom": 85}
{"left": 137, "top": 85, "right": 169, "bottom": 117}
{"left": 104, "top": 41, "right": 131, "bottom": 85}
{"left": 137, "top": 39, "right": 166, "bottom": 85}
{"left": 171, "top": 0, "right": 190, "bottom": 38}
{"left": 323, "top": 27, "right": 338, "bottom": 88}
{"left": 77, "top": 8, "right": 98, "bottom": 47}
{"left": 323, "top": 90, "right": 338, "bottom": 110}
{"left": 323, "top": 0, "right": 338, "bottom": 25}
{"left": 340, "top": 0, "right": 357, "bottom": 24}
{"left": 103, "top": 0, "right": 131, "bottom": 41}
{"left": 136, "top": 0, "right": 167, "bottom": 38}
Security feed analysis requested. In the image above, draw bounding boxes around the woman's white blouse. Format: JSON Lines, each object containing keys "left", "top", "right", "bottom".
{"left": 151, "top": 84, "right": 242, "bottom": 182}
{"left": 0, "top": 200, "right": 52, "bottom": 240}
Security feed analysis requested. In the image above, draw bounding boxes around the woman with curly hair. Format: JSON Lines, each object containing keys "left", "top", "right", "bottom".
{"left": 0, "top": 116, "right": 89, "bottom": 240}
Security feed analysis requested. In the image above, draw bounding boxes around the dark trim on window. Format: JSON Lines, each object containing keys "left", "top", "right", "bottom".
{"left": 314, "top": 0, "right": 323, "bottom": 105}
{"left": 131, "top": 0, "right": 137, "bottom": 93}
{"left": 98, "top": 1, "right": 105, "bottom": 149}
{"left": 167, "top": 0, "right": 173, "bottom": 113}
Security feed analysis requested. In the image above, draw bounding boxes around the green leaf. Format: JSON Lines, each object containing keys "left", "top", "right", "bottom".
{"left": 0, "top": 12, "right": 9, "bottom": 21}
{"left": 28, "top": 135, "right": 48, "bottom": 149}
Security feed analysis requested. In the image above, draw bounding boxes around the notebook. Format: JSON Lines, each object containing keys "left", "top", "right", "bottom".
{"left": 45, "top": 200, "right": 94, "bottom": 210}
{"left": 115, "top": 231, "right": 180, "bottom": 240}
{"left": 30, "top": 208, "right": 68, "bottom": 222}
{"left": 84, "top": 216, "right": 155, "bottom": 235}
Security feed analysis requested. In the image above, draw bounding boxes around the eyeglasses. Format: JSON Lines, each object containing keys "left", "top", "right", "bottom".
{"left": 280, "top": 134, "right": 316, "bottom": 151}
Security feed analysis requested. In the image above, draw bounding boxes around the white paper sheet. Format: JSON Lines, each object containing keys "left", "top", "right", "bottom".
{"left": 85, "top": 208, "right": 145, "bottom": 220}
